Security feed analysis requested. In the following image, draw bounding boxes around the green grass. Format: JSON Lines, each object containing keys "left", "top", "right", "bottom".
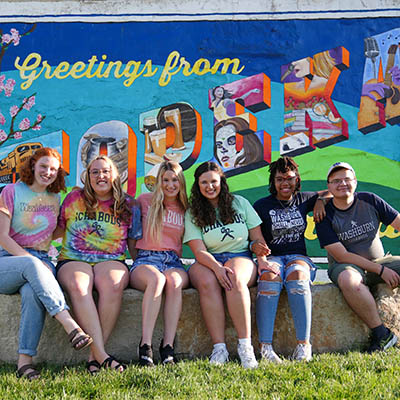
{"left": 4, "top": 349, "right": 400, "bottom": 399}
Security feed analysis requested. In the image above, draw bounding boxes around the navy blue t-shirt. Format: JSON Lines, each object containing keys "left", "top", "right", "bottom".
{"left": 253, "top": 192, "right": 318, "bottom": 256}
{"left": 316, "top": 192, "right": 398, "bottom": 263}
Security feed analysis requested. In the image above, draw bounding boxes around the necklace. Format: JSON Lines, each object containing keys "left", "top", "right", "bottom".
{"left": 277, "top": 197, "right": 293, "bottom": 212}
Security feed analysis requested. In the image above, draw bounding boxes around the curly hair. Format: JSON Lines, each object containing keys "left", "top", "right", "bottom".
{"left": 81, "top": 155, "right": 132, "bottom": 220}
{"left": 146, "top": 161, "right": 188, "bottom": 242}
{"left": 189, "top": 161, "right": 235, "bottom": 228}
{"left": 268, "top": 156, "right": 301, "bottom": 196}
{"left": 19, "top": 147, "right": 66, "bottom": 193}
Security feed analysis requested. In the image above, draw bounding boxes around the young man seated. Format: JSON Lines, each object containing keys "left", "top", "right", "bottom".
{"left": 316, "top": 162, "right": 400, "bottom": 352}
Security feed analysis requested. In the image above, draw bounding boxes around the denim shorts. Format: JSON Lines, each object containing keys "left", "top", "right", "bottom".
{"left": 0, "top": 248, "right": 55, "bottom": 275}
{"left": 212, "top": 250, "right": 253, "bottom": 266}
{"left": 260, "top": 254, "right": 317, "bottom": 282}
{"left": 131, "top": 249, "right": 187, "bottom": 273}
{"left": 56, "top": 258, "right": 128, "bottom": 273}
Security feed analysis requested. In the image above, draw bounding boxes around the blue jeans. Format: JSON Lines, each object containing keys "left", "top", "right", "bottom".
{"left": 256, "top": 254, "right": 316, "bottom": 343}
{"left": 131, "top": 250, "right": 187, "bottom": 272}
{"left": 212, "top": 251, "right": 253, "bottom": 265}
{"left": 0, "top": 249, "right": 69, "bottom": 356}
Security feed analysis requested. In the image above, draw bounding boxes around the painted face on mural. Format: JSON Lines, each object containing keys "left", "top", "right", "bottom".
{"left": 214, "top": 86, "right": 225, "bottom": 99}
{"left": 292, "top": 58, "right": 310, "bottom": 78}
{"left": 32, "top": 156, "right": 60, "bottom": 192}
{"left": 215, "top": 124, "right": 243, "bottom": 169}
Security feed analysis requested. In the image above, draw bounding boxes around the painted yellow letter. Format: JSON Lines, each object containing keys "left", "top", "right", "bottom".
{"left": 159, "top": 51, "right": 182, "bottom": 87}
{"left": 210, "top": 58, "right": 245, "bottom": 75}
{"left": 14, "top": 53, "right": 43, "bottom": 90}
{"left": 192, "top": 58, "right": 211, "bottom": 76}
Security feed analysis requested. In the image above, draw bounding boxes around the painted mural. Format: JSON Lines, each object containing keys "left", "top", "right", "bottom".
{"left": 0, "top": 19, "right": 399, "bottom": 259}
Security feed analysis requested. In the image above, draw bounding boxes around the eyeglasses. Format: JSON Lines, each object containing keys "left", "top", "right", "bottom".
{"left": 275, "top": 176, "right": 297, "bottom": 184}
{"left": 328, "top": 178, "right": 355, "bottom": 185}
{"left": 89, "top": 169, "right": 111, "bottom": 177}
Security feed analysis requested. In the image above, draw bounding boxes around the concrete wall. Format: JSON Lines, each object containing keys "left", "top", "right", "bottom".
{"left": 1, "top": 283, "right": 399, "bottom": 365}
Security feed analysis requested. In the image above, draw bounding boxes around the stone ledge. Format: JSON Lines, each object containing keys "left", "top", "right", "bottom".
{"left": 0, "top": 283, "right": 398, "bottom": 364}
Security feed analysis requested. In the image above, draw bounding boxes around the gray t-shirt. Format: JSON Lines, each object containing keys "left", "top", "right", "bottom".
{"left": 316, "top": 192, "right": 398, "bottom": 264}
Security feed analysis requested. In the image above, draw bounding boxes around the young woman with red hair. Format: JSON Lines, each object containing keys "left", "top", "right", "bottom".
{"left": 0, "top": 147, "right": 92, "bottom": 380}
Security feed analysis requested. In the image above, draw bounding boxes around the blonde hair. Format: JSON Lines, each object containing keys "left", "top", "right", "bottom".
{"left": 313, "top": 51, "right": 336, "bottom": 80}
{"left": 82, "top": 155, "right": 132, "bottom": 219}
{"left": 146, "top": 161, "right": 188, "bottom": 242}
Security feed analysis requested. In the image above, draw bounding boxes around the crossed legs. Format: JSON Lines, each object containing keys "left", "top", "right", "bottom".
{"left": 57, "top": 260, "right": 129, "bottom": 370}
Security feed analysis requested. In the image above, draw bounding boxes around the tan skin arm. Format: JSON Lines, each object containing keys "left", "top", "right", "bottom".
{"left": 325, "top": 241, "right": 400, "bottom": 289}
{"left": 313, "top": 190, "right": 333, "bottom": 223}
{"left": 127, "top": 238, "right": 137, "bottom": 261}
{"left": 390, "top": 214, "right": 400, "bottom": 231}
{"left": 187, "top": 238, "right": 234, "bottom": 291}
{"left": 249, "top": 226, "right": 270, "bottom": 257}
{"left": 52, "top": 225, "right": 64, "bottom": 240}
{"left": 249, "top": 226, "right": 280, "bottom": 275}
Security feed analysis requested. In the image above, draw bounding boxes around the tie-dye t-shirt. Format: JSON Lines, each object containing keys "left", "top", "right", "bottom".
{"left": 58, "top": 189, "right": 142, "bottom": 263}
{"left": 0, "top": 182, "right": 60, "bottom": 251}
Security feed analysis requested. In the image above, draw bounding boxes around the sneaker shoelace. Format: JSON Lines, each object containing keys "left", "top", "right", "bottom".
{"left": 210, "top": 347, "right": 227, "bottom": 361}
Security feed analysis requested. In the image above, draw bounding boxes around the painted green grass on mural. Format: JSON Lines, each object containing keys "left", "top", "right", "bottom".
{"left": 63, "top": 146, "right": 399, "bottom": 199}
{"left": 2, "top": 349, "right": 400, "bottom": 399}
{"left": 227, "top": 147, "right": 400, "bottom": 193}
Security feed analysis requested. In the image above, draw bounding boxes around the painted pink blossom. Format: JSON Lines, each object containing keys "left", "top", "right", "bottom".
{"left": 23, "top": 95, "right": 35, "bottom": 110}
{"left": 14, "top": 131, "right": 22, "bottom": 139}
{"left": 5, "top": 79, "right": 16, "bottom": 90}
{"left": 19, "top": 118, "right": 31, "bottom": 131}
{"left": 10, "top": 29, "right": 20, "bottom": 46}
{"left": 0, "top": 75, "right": 5, "bottom": 85}
{"left": 10, "top": 105, "right": 19, "bottom": 117}
{"left": 32, "top": 124, "right": 41, "bottom": 131}
{"left": 3, "top": 79, "right": 16, "bottom": 97}
{"left": 0, "top": 113, "right": 5, "bottom": 125}
{"left": 1, "top": 34, "right": 12, "bottom": 44}
{"left": 36, "top": 114, "right": 43, "bottom": 123}
{"left": 4, "top": 88, "right": 13, "bottom": 97}
{"left": 0, "top": 130, "right": 7, "bottom": 142}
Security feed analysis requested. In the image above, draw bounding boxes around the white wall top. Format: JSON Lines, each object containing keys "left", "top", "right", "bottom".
{"left": 0, "top": 0, "right": 399, "bottom": 21}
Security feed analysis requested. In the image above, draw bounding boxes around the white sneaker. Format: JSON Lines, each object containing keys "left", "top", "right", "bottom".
{"left": 292, "top": 343, "right": 312, "bottom": 362}
{"left": 260, "top": 343, "right": 282, "bottom": 364}
{"left": 237, "top": 344, "right": 258, "bottom": 369}
{"left": 209, "top": 346, "right": 229, "bottom": 365}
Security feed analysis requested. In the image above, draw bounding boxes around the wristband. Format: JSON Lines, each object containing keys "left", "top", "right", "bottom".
{"left": 379, "top": 265, "right": 385, "bottom": 277}
{"left": 249, "top": 240, "right": 256, "bottom": 252}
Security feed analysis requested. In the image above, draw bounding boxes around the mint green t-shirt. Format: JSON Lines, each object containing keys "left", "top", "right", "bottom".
{"left": 183, "top": 195, "right": 262, "bottom": 254}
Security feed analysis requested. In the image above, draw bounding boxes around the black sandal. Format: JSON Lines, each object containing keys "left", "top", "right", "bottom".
{"left": 68, "top": 328, "right": 93, "bottom": 351}
{"left": 17, "top": 364, "right": 40, "bottom": 380}
{"left": 101, "top": 356, "right": 126, "bottom": 372}
{"left": 86, "top": 360, "right": 101, "bottom": 375}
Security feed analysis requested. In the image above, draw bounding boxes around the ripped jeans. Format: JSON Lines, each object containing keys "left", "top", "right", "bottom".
{"left": 256, "top": 255, "right": 316, "bottom": 343}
